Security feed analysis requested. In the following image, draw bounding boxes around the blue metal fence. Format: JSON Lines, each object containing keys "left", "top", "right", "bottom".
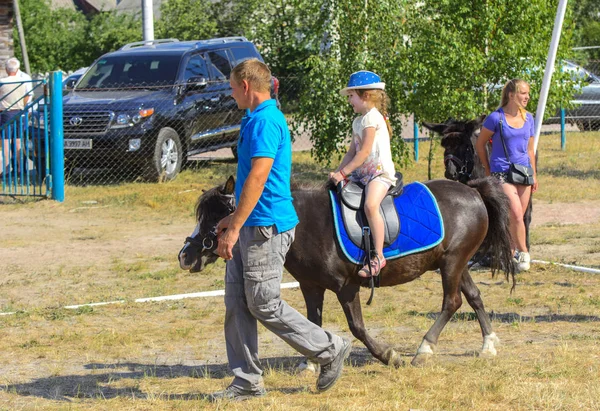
{"left": 0, "top": 72, "right": 63, "bottom": 201}
{"left": 0, "top": 78, "right": 48, "bottom": 197}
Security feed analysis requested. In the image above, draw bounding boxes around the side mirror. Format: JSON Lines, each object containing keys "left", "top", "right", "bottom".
{"left": 185, "top": 76, "right": 208, "bottom": 92}
{"left": 64, "top": 78, "right": 77, "bottom": 90}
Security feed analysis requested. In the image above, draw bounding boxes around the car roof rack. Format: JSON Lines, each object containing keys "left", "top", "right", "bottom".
{"left": 195, "top": 37, "right": 248, "bottom": 48}
{"left": 119, "top": 39, "right": 180, "bottom": 50}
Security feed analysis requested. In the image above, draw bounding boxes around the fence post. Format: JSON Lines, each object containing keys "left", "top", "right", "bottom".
{"left": 49, "top": 71, "right": 64, "bottom": 202}
{"left": 413, "top": 115, "right": 419, "bottom": 162}
{"left": 560, "top": 107, "right": 566, "bottom": 150}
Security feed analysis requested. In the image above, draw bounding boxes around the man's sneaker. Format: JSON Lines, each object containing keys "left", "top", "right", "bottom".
{"left": 316, "top": 337, "right": 352, "bottom": 392}
{"left": 207, "top": 385, "right": 266, "bottom": 402}
{"left": 517, "top": 251, "right": 531, "bottom": 272}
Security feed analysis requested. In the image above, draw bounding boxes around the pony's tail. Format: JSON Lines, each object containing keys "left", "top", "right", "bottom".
{"left": 468, "top": 178, "right": 516, "bottom": 290}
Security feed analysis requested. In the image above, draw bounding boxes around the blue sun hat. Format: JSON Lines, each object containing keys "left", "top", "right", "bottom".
{"left": 339, "top": 70, "right": 385, "bottom": 96}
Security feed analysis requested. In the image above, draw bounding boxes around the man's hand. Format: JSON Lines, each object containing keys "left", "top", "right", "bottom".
{"left": 215, "top": 215, "right": 238, "bottom": 260}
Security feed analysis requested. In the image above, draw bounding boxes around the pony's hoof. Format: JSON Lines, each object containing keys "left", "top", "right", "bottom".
{"left": 479, "top": 332, "right": 500, "bottom": 358}
{"left": 411, "top": 353, "right": 432, "bottom": 367}
{"left": 296, "top": 359, "right": 319, "bottom": 374}
{"left": 386, "top": 349, "right": 405, "bottom": 368}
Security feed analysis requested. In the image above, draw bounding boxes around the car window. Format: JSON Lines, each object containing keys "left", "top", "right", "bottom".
{"left": 184, "top": 54, "right": 210, "bottom": 82}
{"left": 77, "top": 55, "right": 180, "bottom": 89}
{"left": 207, "top": 50, "right": 232, "bottom": 80}
{"left": 229, "top": 46, "right": 261, "bottom": 65}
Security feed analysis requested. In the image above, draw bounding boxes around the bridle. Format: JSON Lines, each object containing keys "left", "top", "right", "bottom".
{"left": 443, "top": 141, "right": 475, "bottom": 184}
{"left": 185, "top": 230, "right": 218, "bottom": 253}
{"left": 185, "top": 195, "right": 236, "bottom": 253}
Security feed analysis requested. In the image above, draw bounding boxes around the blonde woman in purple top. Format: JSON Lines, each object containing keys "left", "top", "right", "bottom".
{"left": 476, "top": 79, "right": 538, "bottom": 272}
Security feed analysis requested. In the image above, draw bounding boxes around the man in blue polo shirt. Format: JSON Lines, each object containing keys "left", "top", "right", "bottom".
{"left": 211, "top": 58, "right": 351, "bottom": 402}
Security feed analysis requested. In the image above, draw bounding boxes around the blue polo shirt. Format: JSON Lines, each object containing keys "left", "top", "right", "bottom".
{"left": 236, "top": 99, "right": 298, "bottom": 232}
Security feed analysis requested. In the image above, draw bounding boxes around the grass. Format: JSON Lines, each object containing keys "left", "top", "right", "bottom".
{"left": 0, "top": 130, "right": 599, "bottom": 409}
{"left": 1, "top": 264, "right": 600, "bottom": 410}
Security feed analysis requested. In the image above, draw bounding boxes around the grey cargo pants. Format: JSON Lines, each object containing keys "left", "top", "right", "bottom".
{"left": 224, "top": 225, "right": 343, "bottom": 391}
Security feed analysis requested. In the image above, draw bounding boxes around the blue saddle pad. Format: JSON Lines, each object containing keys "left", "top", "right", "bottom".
{"left": 329, "top": 182, "right": 445, "bottom": 264}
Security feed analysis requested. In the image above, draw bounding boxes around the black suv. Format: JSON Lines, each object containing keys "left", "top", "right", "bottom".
{"left": 62, "top": 37, "right": 278, "bottom": 180}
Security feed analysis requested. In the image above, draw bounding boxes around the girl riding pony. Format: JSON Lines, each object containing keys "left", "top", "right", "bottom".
{"left": 329, "top": 70, "right": 397, "bottom": 278}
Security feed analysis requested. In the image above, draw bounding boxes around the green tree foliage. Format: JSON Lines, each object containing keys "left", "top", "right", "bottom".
{"left": 296, "top": 0, "right": 578, "bottom": 165}
{"left": 210, "top": 0, "right": 321, "bottom": 76}
{"left": 209, "top": 0, "right": 329, "bottom": 114}
{"left": 403, "top": 0, "right": 577, "bottom": 123}
{"left": 155, "top": 0, "right": 218, "bottom": 41}
{"left": 14, "top": 0, "right": 89, "bottom": 73}
{"left": 210, "top": 0, "right": 260, "bottom": 39}
{"left": 14, "top": 0, "right": 580, "bottom": 167}
{"left": 14, "top": 0, "right": 141, "bottom": 73}
{"left": 295, "top": 0, "right": 410, "bottom": 165}
{"left": 573, "top": 0, "right": 600, "bottom": 59}
{"left": 86, "top": 12, "right": 142, "bottom": 60}
{"left": 245, "top": 0, "right": 323, "bottom": 78}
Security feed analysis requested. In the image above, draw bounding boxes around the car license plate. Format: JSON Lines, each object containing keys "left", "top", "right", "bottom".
{"left": 64, "top": 139, "right": 92, "bottom": 149}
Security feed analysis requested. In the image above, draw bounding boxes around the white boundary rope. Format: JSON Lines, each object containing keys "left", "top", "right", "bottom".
{"left": 2, "top": 259, "right": 600, "bottom": 317}
{"left": 531, "top": 260, "right": 600, "bottom": 275}
{"left": 0, "top": 282, "right": 301, "bottom": 316}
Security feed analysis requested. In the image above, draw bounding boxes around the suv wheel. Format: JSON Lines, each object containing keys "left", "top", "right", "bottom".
{"left": 148, "top": 128, "right": 183, "bottom": 181}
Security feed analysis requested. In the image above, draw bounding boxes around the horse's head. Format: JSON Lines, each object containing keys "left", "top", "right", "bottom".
{"left": 178, "top": 176, "right": 236, "bottom": 273}
{"left": 422, "top": 115, "right": 485, "bottom": 183}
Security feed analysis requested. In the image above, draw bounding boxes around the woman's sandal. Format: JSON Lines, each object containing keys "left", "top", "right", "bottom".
{"left": 358, "top": 256, "right": 387, "bottom": 278}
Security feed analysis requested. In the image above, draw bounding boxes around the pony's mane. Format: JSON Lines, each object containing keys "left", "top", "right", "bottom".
{"left": 194, "top": 185, "right": 222, "bottom": 221}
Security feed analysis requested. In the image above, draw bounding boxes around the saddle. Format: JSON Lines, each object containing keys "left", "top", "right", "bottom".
{"left": 330, "top": 179, "right": 444, "bottom": 266}
{"left": 330, "top": 175, "right": 444, "bottom": 306}
{"left": 338, "top": 172, "right": 404, "bottom": 248}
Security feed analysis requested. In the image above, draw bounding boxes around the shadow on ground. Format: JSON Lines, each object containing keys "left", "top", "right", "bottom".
{"left": 2, "top": 351, "right": 378, "bottom": 401}
{"left": 410, "top": 310, "right": 600, "bottom": 323}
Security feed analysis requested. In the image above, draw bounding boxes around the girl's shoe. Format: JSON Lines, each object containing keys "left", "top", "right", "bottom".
{"left": 358, "top": 256, "right": 386, "bottom": 278}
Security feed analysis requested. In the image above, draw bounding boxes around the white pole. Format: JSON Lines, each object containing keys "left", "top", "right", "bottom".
{"left": 142, "top": 0, "right": 154, "bottom": 42}
{"left": 533, "top": 0, "right": 568, "bottom": 153}
{"left": 13, "top": 0, "right": 31, "bottom": 75}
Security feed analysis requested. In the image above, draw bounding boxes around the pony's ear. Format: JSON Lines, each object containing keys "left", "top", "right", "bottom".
{"left": 421, "top": 121, "right": 447, "bottom": 135}
{"left": 471, "top": 114, "right": 486, "bottom": 129}
{"left": 223, "top": 176, "right": 235, "bottom": 195}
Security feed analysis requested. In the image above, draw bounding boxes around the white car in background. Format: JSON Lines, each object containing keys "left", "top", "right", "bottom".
{"left": 544, "top": 61, "right": 600, "bottom": 131}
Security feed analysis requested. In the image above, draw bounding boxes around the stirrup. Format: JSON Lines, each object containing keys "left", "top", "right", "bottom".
{"left": 358, "top": 255, "right": 386, "bottom": 278}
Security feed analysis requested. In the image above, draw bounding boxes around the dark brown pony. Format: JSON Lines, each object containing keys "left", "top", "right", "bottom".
{"left": 179, "top": 176, "right": 514, "bottom": 366}
{"left": 422, "top": 117, "right": 534, "bottom": 249}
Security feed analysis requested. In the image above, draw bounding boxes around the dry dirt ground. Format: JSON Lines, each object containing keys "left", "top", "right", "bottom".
{"left": 2, "top": 199, "right": 599, "bottom": 280}
{"left": 1, "top": 198, "right": 600, "bottom": 409}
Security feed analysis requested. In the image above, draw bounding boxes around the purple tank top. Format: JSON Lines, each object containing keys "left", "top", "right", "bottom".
{"left": 482, "top": 108, "right": 535, "bottom": 173}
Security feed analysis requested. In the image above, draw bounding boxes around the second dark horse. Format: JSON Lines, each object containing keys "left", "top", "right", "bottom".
{"left": 179, "top": 176, "right": 514, "bottom": 367}
{"left": 423, "top": 117, "right": 534, "bottom": 249}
